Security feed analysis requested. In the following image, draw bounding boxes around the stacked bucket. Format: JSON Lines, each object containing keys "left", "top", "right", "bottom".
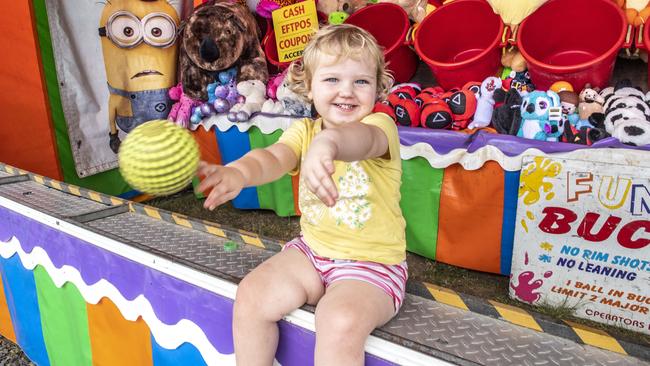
{"left": 263, "top": 0, "right": 632, "bottom": 90}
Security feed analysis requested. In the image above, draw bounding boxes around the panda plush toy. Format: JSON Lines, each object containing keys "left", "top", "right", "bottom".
{"left": 588, "top": 80, "right": 650, "bottom": 146}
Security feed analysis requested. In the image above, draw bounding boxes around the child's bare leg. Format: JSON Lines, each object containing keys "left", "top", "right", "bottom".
{"left": 233, "top": 248, "right": 324, "bottom": 366}
{"left": 313, "top": 280, "right": 395, "bottom": 366}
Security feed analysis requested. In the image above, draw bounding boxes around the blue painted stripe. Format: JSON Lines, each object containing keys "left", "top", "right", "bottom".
{"left": 215, "top": 126, "right": 260, "bottom": 209}
{"left": 0, "top": 256, "right": 50, "bottom": 366}
{"left": 500, "top": 170, "right": 520, "bottom": 275}
{"left": 151, "top": 335, "right": 208, "bottom": 366}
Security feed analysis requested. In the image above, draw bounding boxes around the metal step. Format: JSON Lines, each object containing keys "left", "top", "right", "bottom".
{"left": 0, "top": 173, "right": 647, "bottom": 365}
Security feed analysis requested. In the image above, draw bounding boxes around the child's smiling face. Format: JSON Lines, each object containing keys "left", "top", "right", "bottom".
{"left": 309, "top": 54, "right": 378, "bottom": 128}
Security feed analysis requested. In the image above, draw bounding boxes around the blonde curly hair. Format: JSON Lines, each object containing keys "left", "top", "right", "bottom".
{"left": 286, "top": 24, "right": 394, "bottom": 101}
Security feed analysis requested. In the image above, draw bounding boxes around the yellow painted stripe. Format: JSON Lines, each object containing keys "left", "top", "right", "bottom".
{"left": 34, "top": 176, "right": 44, "bottom": 184}
{"left": 69, "top": 186, "right": 81, "bottom": 196}
{"left": 172, "top": 214, "right": 192, "bottom": 228}
{"left": 240, "top": 233, "right": 264, "bottom": 248}
{"left": 489, "top": 301, "right": 542, "bottom": 332}
{"left": 564, "top": 320, "right": 626, "bottom": 354}
{"left": 89, "top": 192, "right": 102, "bottom": 202}
{"left": 110, "top": 198, "right": 124, "bottom": 206}
{"left": 205, "top": 226, "right": 226, "bottom": 237}
{"left": 143, "top": 207, "right": 162, "bottom": 220}
{"left": 50, "top": 181, "right": 62, "bottom": 190}
{"left": 424, "top": 283, "right": 468, "bottom": 310}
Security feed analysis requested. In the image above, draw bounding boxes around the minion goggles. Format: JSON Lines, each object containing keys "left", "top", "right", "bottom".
{"left": 99, "top": 11, "right": 177, "bottom": 49}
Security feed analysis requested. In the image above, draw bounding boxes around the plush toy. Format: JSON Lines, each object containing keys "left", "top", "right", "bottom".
{"left": 261, "top": 72, "right": 286, "bottom": 114}
{"left": 168, "top": 83, "right": 201, "bottom": 128}
{"left": 261, "top": 72, "right": 312, "bottom": 117}
{"left": 624, "top": 0, "right": 650, "bottom": 26}
{"left": 588, "top": 79, "right": 650, "bottom": 145}
{"left": 380, "top": 85, "right": 421, "bottom": 127}
{"left": 558, "top": 90, "right": 580, "bottom": 125}
{"left": 446, "top": 89, "right": 477, "bottom": 130}
{"left": 229, "top": 80, "right": 268, "bottom": 121}
{"left": 468, "top": 76, "right": 502, "bottom": 129}
{"left": 502, "top": 69, "right": 535, "bottom": 95}
{"left": 517, "top": 90, "right": 562, "bottom": 141}
{"left": 578, "top": 85, "right": 605, "bottom": 120}
{"left": 491, "top": 88, "right": 523, "bottom": 135}
{"left": 253, "top": 0, "right": 302, "bottom": 18}
{"left": 501, "top": 49, "right": 527, "bottom": 73}
{"left": 206, "top": 67, "right": 241, "bottom": 113}
{"left": 179, "top": 0, "right": 268, "bottom": 101}
{"left": 378, "top": 0, "right": 428, "bottom": 22}
{"left": 420, "top": 98, "right": 453, "bottom": 129}
{"left": 317, "top": 0, "right": 369, "bottom": 24}
{"left": 487, "top": 0, "right": 548, "bottom": 72}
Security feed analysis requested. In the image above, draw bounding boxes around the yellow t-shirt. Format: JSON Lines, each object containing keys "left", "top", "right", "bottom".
{"left": 278, "top": 113, "right": 406, "bottom": 264}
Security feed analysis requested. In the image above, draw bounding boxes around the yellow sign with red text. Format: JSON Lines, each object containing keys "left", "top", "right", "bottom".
{"left": 272, "top": 1, "right": 319, "bottom": 63}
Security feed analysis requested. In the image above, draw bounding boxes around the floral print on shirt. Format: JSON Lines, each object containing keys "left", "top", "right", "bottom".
{"left": 299, "top": 162, "right": 372, "bottom": 230}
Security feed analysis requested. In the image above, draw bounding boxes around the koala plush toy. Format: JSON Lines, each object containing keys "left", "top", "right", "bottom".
{"left": 179, "top": 0, "right": 268, "bottom": 101}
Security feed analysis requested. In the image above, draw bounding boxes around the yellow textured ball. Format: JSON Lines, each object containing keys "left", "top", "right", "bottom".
{"left": 118, "top": 120, "right": 200, "bottom": 196}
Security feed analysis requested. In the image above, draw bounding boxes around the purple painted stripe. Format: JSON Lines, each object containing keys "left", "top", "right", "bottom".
{"left": 398, "top": 128, "right": 650, "bottom": 157}
{"left": 0, "top": 206, "right": 234, "bottom": 354}
{"left": 0, "top": 205, "right": 406, "bottom": 365}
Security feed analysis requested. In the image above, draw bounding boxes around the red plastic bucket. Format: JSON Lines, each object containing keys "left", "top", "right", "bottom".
{"left": 263, "top": 30, "right": 291, "bottom": 74}
{"left": 345, "top": 3, "right": 417, "bottom": 83}
{"left": 415, "top": 0, "right": 504, "bottom": 89}
{"left": 517, "top": 0, "right": 626, "bottom": 91}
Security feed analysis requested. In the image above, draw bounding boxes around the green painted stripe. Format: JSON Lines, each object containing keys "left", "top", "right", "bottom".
{"left": 33, "top": 0, "right": 130, "bottom": 196}
{"left": 33, "top": 266, "right": 92, "bottom": 366}
{"left": 248, "top": 127, "right": 296, "bottom": 217}
{"left": 400, "top": 157, "right": 443, "bottom": 260}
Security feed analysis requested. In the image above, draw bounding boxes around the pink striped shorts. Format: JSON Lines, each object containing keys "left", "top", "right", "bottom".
{"left": 283, "top": 237, "right": 408, "bottom": 313}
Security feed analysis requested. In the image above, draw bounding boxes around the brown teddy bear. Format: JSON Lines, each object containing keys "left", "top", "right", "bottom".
{"left": 180, "top": 0, "right": 269, "bottom": 101}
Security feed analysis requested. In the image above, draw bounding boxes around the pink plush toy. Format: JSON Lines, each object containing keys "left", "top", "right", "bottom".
{"left": 168, "top": 83, "right": 201, "bottom": 128}
{"left": 266, "top": 70, "right": 287, "bottom": 100}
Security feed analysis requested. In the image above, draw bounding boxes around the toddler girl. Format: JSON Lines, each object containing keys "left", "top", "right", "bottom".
{"left": 198, "top": 24, "right": 407, "bottom": 365}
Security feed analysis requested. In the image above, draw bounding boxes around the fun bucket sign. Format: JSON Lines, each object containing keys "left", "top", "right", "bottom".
{"left": 272, "top": 0, "right": 318, "bottom": 62}
{"left": 510, "top": 155, "right": 650, "bottom": 334}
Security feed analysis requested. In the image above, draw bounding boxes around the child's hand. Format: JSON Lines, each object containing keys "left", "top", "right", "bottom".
{"left": 197, "top": 161, "right": 246, "bottom": 210}
{"left": 301, "top": 142, "right": 338, "bottom": 207}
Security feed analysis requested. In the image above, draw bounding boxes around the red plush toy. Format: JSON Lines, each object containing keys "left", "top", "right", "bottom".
{"left": 420, "top": 98, "right": 453, "bottom": 129}
{"left": 394, "top": 99, "right": 420, "bottom": 127}
{"left": 446, "top": 89, "right": 477, "bottom": 130}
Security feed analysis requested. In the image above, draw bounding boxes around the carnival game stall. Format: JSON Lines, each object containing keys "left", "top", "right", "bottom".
{"left": 1, "top": 0, "right": 650, "bottom": 364}
{"left": 0, "top": 163, "right": 646, "bottom": 365}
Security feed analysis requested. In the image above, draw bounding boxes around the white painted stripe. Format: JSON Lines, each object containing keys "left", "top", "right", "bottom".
{"left": 400, "top": 143, "right": 650, "bottom": 171}
{"left": 0, "top": 197, "right": 445, "bottom": 365}
{"left": 194, "top": 114, "right": 298, "bottom": 135}
{"left": 0, "top": 237, "right": 235, "bottom": 365}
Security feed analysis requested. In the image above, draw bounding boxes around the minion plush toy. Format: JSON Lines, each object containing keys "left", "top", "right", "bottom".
{"left": 99, "top": 0, "right": 180, "bottom": 153}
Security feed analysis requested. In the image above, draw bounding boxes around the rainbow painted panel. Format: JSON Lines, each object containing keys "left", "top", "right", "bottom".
{"left": 210, "top": 119, "right": 650, "bottom": 275}
{"left": 212, "top": 123, "right": 297, "bottom": 216}
{"left": 0, "top": 204, "right": 400, "bottom": 365}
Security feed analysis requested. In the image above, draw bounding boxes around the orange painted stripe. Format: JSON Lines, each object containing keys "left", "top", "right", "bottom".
{"left": 0, "top": 275, "right": 16, "bottom": 343}
{"left": 436, "top": 162, "right": 504, "bottom": 273}
{"left": 193, "top": 126, "right": 221, "bottom": 165}
{"left": 291, "top": 174, "right": 301, "bottom": 216}
{"left": 0, "top": 2, "right": 61, "bottom": 180}
{"left": 87, "top": 297, "right": 153, "bottom": 366}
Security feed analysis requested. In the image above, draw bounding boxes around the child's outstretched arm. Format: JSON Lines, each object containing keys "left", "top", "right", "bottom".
{"left": 302, "top": 121, "right": 389, "bottom": 207}
{"left": 197, "top": 143, "right": 298, "bottom": 210}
